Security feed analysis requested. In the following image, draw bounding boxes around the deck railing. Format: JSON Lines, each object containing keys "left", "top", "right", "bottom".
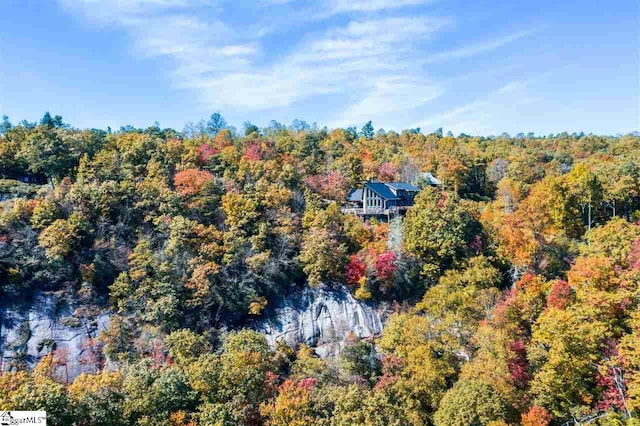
{"left": 340, "top": 206, "right": 405, "bottom": 216}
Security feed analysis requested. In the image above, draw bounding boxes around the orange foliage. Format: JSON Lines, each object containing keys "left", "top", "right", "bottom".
{"left": 567, "top": 256, "right": 617, "bottom": 291}
{"left": 174, "top": 169, "right": 214, "bottom": 198}
{"left": 521, "top": 405, "right": 552, "bottom": 426}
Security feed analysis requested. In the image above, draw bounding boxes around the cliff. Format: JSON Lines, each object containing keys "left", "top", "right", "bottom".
{"left": 0, "top": 292, "right": 109, "bottom": 379}
{"left": 256, "top": 285, "right": 389, "bottom": 357}
{"left": 0, "top": 285, "right": 388, "bottom": 379}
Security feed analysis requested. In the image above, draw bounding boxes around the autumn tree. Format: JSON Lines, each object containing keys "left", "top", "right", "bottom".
{"left": 434, "top": 378, "right": 510, "bottom": 426}
{"left": 404, "top": 187, "right": 478, "bottom": 280}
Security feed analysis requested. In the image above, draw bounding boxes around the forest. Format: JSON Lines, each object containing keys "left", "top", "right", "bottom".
{"left": 1, "top": 112, "right": 640, "bottom": 425}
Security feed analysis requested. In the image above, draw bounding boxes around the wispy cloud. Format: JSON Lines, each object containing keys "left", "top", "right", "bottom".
{"left": 59, "top": 0, "right": 208, "bottom": 25}
{"left": 425, "top": 29, "right": 536, "bottom": 63}
{"left": 59, "top": 1, "right": 449, "bottom": 116}
{"left": 331, "top": 0, "right": 432, "bottom": 13}
{"left": 58, "top": 0, "right": 538, "bottom": 129}
{"left": 331, "top": 76, "right": 444, "bottom": 128}
{"left": 418, "top": 76, "right": 545, "bottom": 134}
{"left": 187, "top": 15, "right": 449, "bottom": 113}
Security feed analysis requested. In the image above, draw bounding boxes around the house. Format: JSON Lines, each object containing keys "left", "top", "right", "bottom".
{"left": 343, "top": 181, "right": 420, "bottom": 220}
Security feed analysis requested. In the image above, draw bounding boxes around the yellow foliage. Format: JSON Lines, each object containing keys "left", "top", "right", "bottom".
{"left": 68, "top": 371, "right": 123, "bottom": 400}
{"left": 249, "top": 297, "right": 268, "bottom": 315}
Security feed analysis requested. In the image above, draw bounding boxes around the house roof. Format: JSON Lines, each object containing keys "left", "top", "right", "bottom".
{"left": 386, "top": 182, "right": 420, "bottom": 192}
{"left": 364, "top": 182, "right": 400, "bottom": 200}
{"left": 347, "top": 188, "right": 363, "bottom": 202}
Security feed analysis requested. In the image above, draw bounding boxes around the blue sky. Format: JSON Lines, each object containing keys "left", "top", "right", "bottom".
{"left": 0, "top": 0, "right": 638, "bottom": 135}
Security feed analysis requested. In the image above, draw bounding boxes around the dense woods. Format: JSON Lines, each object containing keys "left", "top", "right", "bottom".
{"left": 1, "top": 112, "right": 640, "bottom": 425}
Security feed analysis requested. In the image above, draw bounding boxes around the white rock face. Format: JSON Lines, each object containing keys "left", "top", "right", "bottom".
{"left": 0, "top": 292, "right": 110, "bottom": 380}
{"left": 256, "top": 285, "right": 389, "bottom": 357}
{"left": 0, "top": 285, "right": 388, "bottom": 379}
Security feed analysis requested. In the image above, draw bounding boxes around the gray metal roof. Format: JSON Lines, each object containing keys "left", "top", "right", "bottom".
{"left": 386, "top": 182, "right": 420, "bottom": 192}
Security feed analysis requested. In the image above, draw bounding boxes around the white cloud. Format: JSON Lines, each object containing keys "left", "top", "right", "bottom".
{"left": 296, "top": 17, "right": 448, "bottom": 62}
{"left": 57, "top": 0, "right": 538, "bottom": 129}
{"left": 59, "top": 0, "right": 450, "bottom": 116}
{"left": 331, "top": 0, "right": 432, "bottom": 13}
{"left": 219, "top": 45, "right": 257, "bottom": 56}
{"left": 331, "top": 76, "right": 443, "bottom": 128}
{"left": 425, "top": 29, "right": 536, "bottom": 63}
{"left": 59, "top": 0, "right": 206, "bottom": 25}
{"left": 417, "top": 78, "right": 541, "bottom": 134}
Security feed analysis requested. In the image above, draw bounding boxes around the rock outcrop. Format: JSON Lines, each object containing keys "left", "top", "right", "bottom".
{"left": 256, "top": 285, "right": 389, "bottom": 357}
{"left": 0, "top": 292, "right": 109, "bottom": 380}
{"left": 0, "top": 285, "right": 389, "bottom": 379}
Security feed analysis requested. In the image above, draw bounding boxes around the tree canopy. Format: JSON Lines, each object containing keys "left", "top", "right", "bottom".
{"left": 1, "top": 112, "right": 640, "bottom": 425}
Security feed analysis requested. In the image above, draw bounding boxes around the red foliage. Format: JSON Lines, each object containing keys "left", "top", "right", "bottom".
{"left": 174, "top": 169, "right": 214, "bottom": 197}
{"left": 546, "top": 280, "right": 572, "bottom": 310}
{"left": 244, "top": 143, "right": 263, "bottom": 161}
{"left": 345, "top": 255, "right": 366, "bottom": 286}
{"left": 375, "top": 251, "right": 397, "bottom": 281}
{"left": 521, "top": 405, "right": 552, "bottom": 426}
{"left": 296, "top": 377, "right": 318, "bottom": 390}
{"left": 277, "top": 377, "right": 317, "bottom": 394}
{"left": 377, "top": 162, "right": 398, "bottom": 181}
{"left": 596, "top": 340, "right": 626, "bottom": 411}
{"left": 507, "top": 339, "right": 531, "bottom": 388}
{"left": 304, "top": 172, "right": 350, "bottom": 201}
{"left": 196, "top": 143, "right": 219, "bottom": 165}
{"left": 265, "top": 371, "right": 279, "bottom": 384}
{"left": 595, "top": 368, "right": 625, "bottom": 411}
{"left": 375, "top": 354, "right": 405, "bottom": 390}
{"left": 627, "top": 237, "right": 640, "bottom": 270}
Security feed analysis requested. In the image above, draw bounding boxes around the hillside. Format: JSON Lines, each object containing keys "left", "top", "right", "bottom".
{"left": 1, "top": 114, "right": 640, "bottom": 425}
